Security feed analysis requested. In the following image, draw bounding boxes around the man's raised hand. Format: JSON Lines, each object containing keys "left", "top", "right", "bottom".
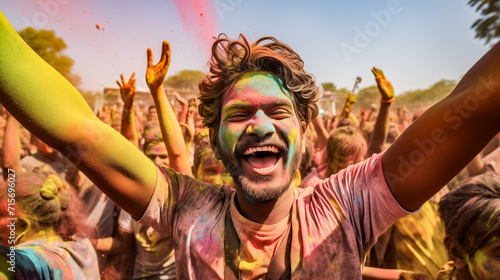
{"left": 146, "top": 40, "right": 171, "bottom": 92}
{"left": 371, "top": 67, "right": 394, "bottom": 101}
{"left": 116, "top": 73, "right": 136, "bottom": 109}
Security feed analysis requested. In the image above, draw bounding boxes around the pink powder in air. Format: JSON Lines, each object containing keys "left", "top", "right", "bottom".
{"left": 172, "top": 0, "right": 217, "bottom": 51}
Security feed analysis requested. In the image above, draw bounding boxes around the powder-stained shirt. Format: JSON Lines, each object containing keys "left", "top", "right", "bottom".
{"left": 118, "top": 210, "right": 176, "bottom": 279}
{"left": 0, "top": 237, "right": 99, "bottom": 279}
{"left": 138, "top": 152, "right": 412, "bottom": 279}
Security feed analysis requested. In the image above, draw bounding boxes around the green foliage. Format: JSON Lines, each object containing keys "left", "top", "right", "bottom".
{"left": 164, "top": 70, "right": 205, "bottom": 90}
{"left": 18, "top": 27, "right": 81, "bottom": 87}
{"left": 468, "top": 0, "right": 500, "bottom": 44}
{"left": 321, "top": 82, "right": 336, "bottom": 92}
{"left": 330, "top": 79, "right": 457, "bottom": 115}
{"left": 353, "top": 86, "right": 379, "bottom": 111}
{"left": 396, "top": 79, "right": 457, "bottom": 110}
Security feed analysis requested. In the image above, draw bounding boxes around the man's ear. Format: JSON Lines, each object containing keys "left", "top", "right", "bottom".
{"left": 444, "top": 235, "right": 466, "bottom": 268}
{"left": 209, "top": 129, "right": 221, "bottom": 160}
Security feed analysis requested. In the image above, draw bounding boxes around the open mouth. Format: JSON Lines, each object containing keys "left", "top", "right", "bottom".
{"left": 242, "top": 145, "right": 282, "bottom": 175}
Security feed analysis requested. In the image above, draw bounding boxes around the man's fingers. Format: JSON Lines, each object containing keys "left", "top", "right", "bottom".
{"left": 116, "top": 80, "right": 122, "bottom": 87}
{"left": 121, "top": 74, "right": 126, "bottom": 85}
{"left": 160, "top": 40, "right": 171, "bottom": 67}
{"left": 147, "top": 48, "right": 154, "bottom": 68}
{"left": 128, "top": 72, "right": 136, "bottom": 84}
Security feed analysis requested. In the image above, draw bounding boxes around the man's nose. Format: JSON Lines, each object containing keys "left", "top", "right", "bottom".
{"left": 245, "top": 110, "right": 275, "bottom": 136}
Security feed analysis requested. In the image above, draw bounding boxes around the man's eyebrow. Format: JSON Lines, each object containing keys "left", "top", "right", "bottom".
{"left": 223, "top": 102, "right": 251, "bottom": 113}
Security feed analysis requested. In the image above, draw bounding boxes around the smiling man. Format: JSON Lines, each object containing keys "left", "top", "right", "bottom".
{"left": 2, "top": 9, "right": 500, "bottom": 279}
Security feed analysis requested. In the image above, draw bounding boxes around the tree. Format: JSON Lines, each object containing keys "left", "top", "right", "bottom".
{"left": 468, "top": 0, "right": 500, "bottom": 44}
{"left": 321, "top": 82, "right": 337, "bottom": 92}
{"left": 164, "top": 70, "right": 205, "bottom": 91}
{"left": 354, "top": 86, "right": 379, "bottom": 111}
{"left": 18, "top": 27, "right": 81, "bottom": 87}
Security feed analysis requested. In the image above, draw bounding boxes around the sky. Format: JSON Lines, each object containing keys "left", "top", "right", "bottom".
{"left": 0, "top": 0, "right": 492, "bottom": 95}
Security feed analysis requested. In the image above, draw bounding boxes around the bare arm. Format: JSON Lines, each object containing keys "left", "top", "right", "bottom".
{"left": 0, "top": 11, "right": 156, "bottom": 219}
{"left": 117, "top": 73, "right": 139, "bottom": 148}
{"left": 146, "top": 41, "right": 192, "bottom": 176}
{"left": 1, "top": 111, "right": 22, "bottom": 179}
{"left": 368, "top": 67, "right": 394, "bottom": 155}
{"left": 173, "top": 92, "right": 189, "bottom": 124}
{"left": 311, "top": 114, "right": 329, "bottom": 152}
{"left": 383, "top": 42, "right": 500, "bottom": 211}
{"left": 93, "top": 227, "right": 134, "bottom": 254}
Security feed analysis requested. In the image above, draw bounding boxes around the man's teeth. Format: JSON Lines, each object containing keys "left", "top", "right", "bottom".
{"left": 243, "top": 145, "right": 279, "bottom": 156}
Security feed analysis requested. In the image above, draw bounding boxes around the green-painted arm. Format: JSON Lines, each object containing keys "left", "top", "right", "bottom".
{"left": 0, "top": 11, "right": 156, "bottom": 219}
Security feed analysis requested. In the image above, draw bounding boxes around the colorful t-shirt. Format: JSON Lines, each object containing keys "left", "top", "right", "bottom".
{"left": 138, "top": 152, "right": 412, "bottom": 279}
{"left": 119, "top": 210, "right": 176, "bottom": 279}
{"left": 0, "top": 237, "right": 99, "bottom": 279}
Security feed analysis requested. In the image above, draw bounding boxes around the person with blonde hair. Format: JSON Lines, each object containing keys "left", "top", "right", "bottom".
{"left": 0, "top": 172, "right": 98, "bottom": 279}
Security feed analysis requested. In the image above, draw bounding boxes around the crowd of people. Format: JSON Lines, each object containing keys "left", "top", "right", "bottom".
{"left": 0, "top": 10, "right": 500, "bottom": 280}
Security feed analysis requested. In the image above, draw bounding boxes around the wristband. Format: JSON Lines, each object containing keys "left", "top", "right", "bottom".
{"left": 123, "top": 106, "right": 134, "bottom": 112}
{"left": 380, "top": 97, "right": 395, "bottom": 104}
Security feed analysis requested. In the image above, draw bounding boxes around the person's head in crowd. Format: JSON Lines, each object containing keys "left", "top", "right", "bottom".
{"left": 326, "top": 126, "right": 367, "bottom": 176}
{"left": 336, "top": 117, "right": 356, "bottom": 128}
{"left": 143, "top": 126, "right": 169, "bottom": 168}
{"left": 97, "top": 105, "right": 111, "bottom": 124}
{"left": 193, "top": 127, "right": 210, "bottom": 148}
{"left": 147, "top": 105, "right": 158, "bottom": 122}
{"left": 438, "top": 173, "right": 500, "bottom": 279}
{"left": 193, "top": 137, "right": 233, "bottom": 186}
{"left": 0, "top": 172, "right": 91, "bottom": 245}
{"left": 198, "top": 34, "right": 319, "bottom": 202}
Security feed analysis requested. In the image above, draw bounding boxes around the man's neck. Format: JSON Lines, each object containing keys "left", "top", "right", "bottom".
{"left": 234, "top": 186, "right": 294, "bottom": 224}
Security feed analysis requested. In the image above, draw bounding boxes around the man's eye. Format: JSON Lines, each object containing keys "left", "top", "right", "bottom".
{"left": 227, "top": 113, "right": 248, "bottom": 121}
{"left": 159, "top": 155, "right": 168, "bottom": 159}
{"left": 203, "top": 168, "right": 218, "bottom": 175}
{"left": 270, "top": 109, "right": 291, "bottom": 119}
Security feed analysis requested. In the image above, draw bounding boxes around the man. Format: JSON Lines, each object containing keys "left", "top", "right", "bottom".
{"left": 1, "top": 10, "right": 500, "bottom": 279}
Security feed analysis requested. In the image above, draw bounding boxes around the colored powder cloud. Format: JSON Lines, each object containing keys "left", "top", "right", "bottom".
{"left": 172, "top": 0, "right": 217, "bottom": 51}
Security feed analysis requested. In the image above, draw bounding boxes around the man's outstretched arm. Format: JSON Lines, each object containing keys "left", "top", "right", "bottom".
{"left": 146, "top": 41, "right": 193, "bottom": 176}
{"left": 0, "top": 11, "right": 156, "bottom": 219}
{"left": 383, "top": 42, "right": 500, "bottom": 211}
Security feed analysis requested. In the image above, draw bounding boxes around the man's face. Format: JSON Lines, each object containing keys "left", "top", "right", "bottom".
{"left": 147, "top": 107, "right": 158, "bottom": 121}
{"left": 145, "top": 142, "right": 169, "bottom": 167}
{"left": 215, "top": 72, "right": 304, "bottom": 202}
{"left": 466, "top": 237, "right": 500, "bottom": 280}
{"left": 195, "top": 152, "right": 233, "bottom": 186}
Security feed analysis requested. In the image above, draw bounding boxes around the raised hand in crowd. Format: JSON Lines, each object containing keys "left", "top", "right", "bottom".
{"left": 117, "top": 73, "right": 139, "bottom": 147}
{"left": 146, "top": 41, "right": 192, "bottom": 176}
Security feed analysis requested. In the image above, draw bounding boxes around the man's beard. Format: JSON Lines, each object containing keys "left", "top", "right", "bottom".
{"left": 223, "top": 148, "right": 302, "bottom": 203}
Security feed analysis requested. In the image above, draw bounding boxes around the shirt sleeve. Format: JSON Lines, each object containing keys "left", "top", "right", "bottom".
{"left": 318, "top": 152, "right": 415, "bottom": 253}
{"left": 118, "top": 209, "right": 134, "bottom": 233}
{"left": 136, "top": 165, "right": 220, "bottom": 236}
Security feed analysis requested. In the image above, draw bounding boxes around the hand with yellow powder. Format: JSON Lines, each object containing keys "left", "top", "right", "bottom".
{"left": 145, "top": 41, "right": 192, "bottom": 176}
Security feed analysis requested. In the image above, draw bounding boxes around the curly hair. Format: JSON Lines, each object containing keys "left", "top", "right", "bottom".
{"left": 438, "top": 172, "right": 500, "bottom": 256}
{"left": 198, "top": 34, "right": 319, "bottom": 140}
